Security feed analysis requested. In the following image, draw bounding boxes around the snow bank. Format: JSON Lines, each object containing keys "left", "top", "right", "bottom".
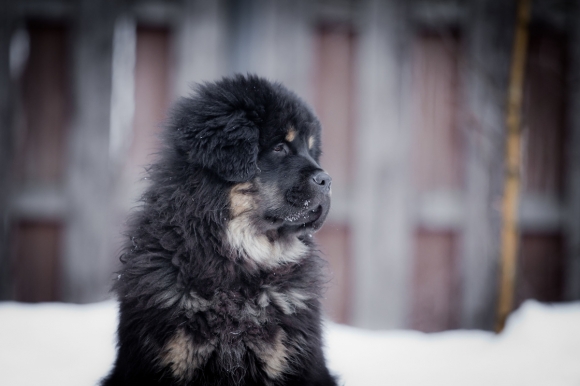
{"left": 0, "top": 300, "right": 579, "bottom": 386}
{"left": 326, "top": 301, "right": 580, "bottom": 386}
{"left": 0, "top": 301, "right": 117, "bottom": 386}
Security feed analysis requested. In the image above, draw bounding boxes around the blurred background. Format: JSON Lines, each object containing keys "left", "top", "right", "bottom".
{"left": 0, "top": 0, "right": 579, "bottom": 333}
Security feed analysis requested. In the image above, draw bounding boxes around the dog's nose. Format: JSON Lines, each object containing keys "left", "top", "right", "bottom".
{"left": 312, "top": 171, "right": 332, "bottom": 193}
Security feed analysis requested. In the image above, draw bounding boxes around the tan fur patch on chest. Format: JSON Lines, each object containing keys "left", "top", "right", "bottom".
{"left": 266, "top": 288, "right": 311, "bottom": 315}
{"left": 246, "top": 328, "right": 290, "bottom": 380}
{"left": 229, "top": 182, "right": 256, "bottom": 217}
{"left": 159, "top": 328, "right": 216, "bottom": 382}
{"left": 161, "top": 328, "right": 294, "bottom": 382}
{"left": 226, "top": 183, "right": 308, "bottom": 268}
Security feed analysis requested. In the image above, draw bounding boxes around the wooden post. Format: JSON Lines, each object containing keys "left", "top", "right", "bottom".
{"left": 461, "top": 0, "right": 514, "bottom": 330}
{"left": 173, "top": 0, "right": 228, "bottom": 98}
{"left": 0, "top": 9, "right": 15, "bottom": 300}
{"left": 62, "top": 0, "right": 116, "bottom": 302}
{"left": 495, "top": 0, "right": 531, "bottom": 333}
{"left": 352, "top": 0, "right": 413, "bottom": 329}
{"left": 565, "top": 1, "right": 580, "bottom": 302}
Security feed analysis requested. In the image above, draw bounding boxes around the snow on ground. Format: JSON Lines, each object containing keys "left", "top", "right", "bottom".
{"left": 326, "top": 301, "right": 580, "bottom": 386}
{"left": 0, "top": 300, "right": 579, "bottom": 386}
{"left": 0, "top": 301, "right": 117, "bottom": 386}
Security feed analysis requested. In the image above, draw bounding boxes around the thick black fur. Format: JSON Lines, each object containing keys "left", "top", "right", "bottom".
{"left": 102, "top": 75, "right": 336, "bottom": 386}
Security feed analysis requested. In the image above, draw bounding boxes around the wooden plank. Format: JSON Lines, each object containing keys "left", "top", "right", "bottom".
{"left": 11, "top": 221, "right": 62, "bottom": 302}
{"left": 410, "top": 230, "right": 459, "bottom": 332}
{"left": 516, "top": 233, "right": 564, "bottom": 304}
{"left": 411, "top": 32, "right": 462, "bottom": 192}
{"left": 313, "top": 23, "right": 355, "bottom": 224}
{"left": 565, "top": 2, "right": 580, "bottom": 300}
{"left": 14, "top": 22, "right": 70, "bottom": 184}
{"left": 461, "top": 0, "right": 515, "bottom": 330}
{"left": 227, "top": 0, "right": 313, "bottom": 99}
{"left": 522, "top": 31, "right": 566, "bottom": 195}
{"left": 512, "top": 29, "right": 567, "bottom": 309}
{"left": 311, "top": 23, "right": 355, "bottom": 323}
{"left": 173, "top": 0, "right": 228, "bottom": 98}
{"left": 351, "top": 0, "right": 413, "bottom": 329}
{"left": 116, "top": 26, "right": 171, "bottom": 209}
{"left": 62, "top": 0, "right": 116, "bottom": 302}
{"left": 0, "top": 10, "right": 15, "bottom": 300}
{"left": 409, "top": 31, "right": 463, "bottom": 332}
{"left": 6, "top": 21, "right": 70, "bottom": 301}
{"left": 131, "top": 27, "right": 170, "bottom": 170}
{"left": 109, "top": 16, "right": 136, "bottom": 166}
{"left": 496, "top": 0, "right": 531, "bottom": 333}
{"left": 314, "top": 24, "right": 355, "bottom": 194}
{"left": 316, "top": 224, "right": 352, "bottom": 324}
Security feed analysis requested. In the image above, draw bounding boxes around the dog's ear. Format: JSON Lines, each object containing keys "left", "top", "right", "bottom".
{"left": 170, "top": 104, "right": 260, "bottom": 182}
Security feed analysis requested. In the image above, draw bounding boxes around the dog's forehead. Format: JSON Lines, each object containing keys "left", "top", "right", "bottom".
{"left": 256, "top": 124, "right": 314, "bottom": 155}
{"left": 284, "top": 123, "right": 320, "bottom": 152}
{"left": 284, "top": 122, "right": 315, "bottom": 141}
{"left": 249, "top": 82, "right": 321, "bottom": 149}
{"left": 260, "top": 116, "right": 318, "bottom": 147}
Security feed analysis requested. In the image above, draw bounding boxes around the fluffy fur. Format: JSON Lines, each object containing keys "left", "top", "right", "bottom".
{"left": 102, "top": 75, "right": 336, "bottom": 386}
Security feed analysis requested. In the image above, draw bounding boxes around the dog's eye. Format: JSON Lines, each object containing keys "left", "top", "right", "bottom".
{"left": 272, "top": 143, "right": 288, "bottom": 154}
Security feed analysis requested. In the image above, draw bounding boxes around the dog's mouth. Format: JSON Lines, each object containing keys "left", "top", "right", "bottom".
{"left": 264, "top": 200, "right": 329, "bottom": 234}
{"left": 283, "top": 205, "right": 324, "bottom": 227}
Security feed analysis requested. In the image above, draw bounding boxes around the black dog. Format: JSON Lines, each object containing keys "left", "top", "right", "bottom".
{"left": 102, "top": 75, "right": 336, "bottom": 386}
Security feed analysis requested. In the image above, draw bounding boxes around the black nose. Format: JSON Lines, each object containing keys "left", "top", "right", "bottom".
{"left": 311, "top": 171, "right": 332, "bottom": 193}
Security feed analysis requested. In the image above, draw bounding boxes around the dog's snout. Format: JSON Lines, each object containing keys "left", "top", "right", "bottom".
{"left": 312, "top": 171, "right": 332, "bottom": 193}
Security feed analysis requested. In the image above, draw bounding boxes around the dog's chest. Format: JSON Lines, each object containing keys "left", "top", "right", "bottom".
{"left": 159, "top": 286, "right": 312, "bottom": 383}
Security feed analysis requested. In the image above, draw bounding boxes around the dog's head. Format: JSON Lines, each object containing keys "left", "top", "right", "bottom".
{"left": 169, "top": 75, "right": 330, "bottom": 265}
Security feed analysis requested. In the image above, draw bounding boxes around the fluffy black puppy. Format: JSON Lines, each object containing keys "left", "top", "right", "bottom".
{"left": 102, "top": 75, "right": 336, "bottom": 386}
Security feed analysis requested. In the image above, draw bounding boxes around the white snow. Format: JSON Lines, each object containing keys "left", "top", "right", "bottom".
{"left": 0, "top": 301, "right": 117, "bottom": 386}
{"left": 1, "top": 299, "right": 579, "bottom": 386}
{"left": 326, "top": 301, "right": 580, "bottom": 386}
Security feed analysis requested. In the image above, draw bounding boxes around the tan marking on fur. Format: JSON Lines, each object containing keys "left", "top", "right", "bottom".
{"left": 285, "top": 128, "right": 296, "bottom": 142}
{"left": 286, "top": 289, "right": 311, "bottom": 309}
{"left": 179, "top": 290, "right": 211, "bottom": 312}
{"left": 227, "top": 181, "right": 308, "bottom": 267}
{"left": 160, "top": 328, "right": 215, "bottom": 381}
{"left": 267, "top": 289, "right": 311, "bottom": 315}
{"left": 308, "top": 135, "right": 315, "bottom": 149}
{"left": 230, "top": 182, "right": 256, "bottom": 217}
{"left": 226, "top": 215, "right": 308, "bottom": 268}
{"left": 246, "top": 329, "right": 289, "bottom": 379}
{"left": 258, "top": 291, "right": 270, "bottom": 307}
{"left": 286, "top": 332, "right": 309, "bottom": 357}
{"left": 243, "top": 300, "right": 270, "bottom": 325}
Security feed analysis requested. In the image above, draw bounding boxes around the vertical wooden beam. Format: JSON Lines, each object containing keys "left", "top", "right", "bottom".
{"left": 409, "top": 32, "right": 462, "bottom": 332}
{"left": 313, "top": 25, "right": 355, "bottom": 322}
{"left": 12, "top": 221, "right": 62, "bottom": 302}
{"left": 109, "top": 16, "right": 136, "bottom": 167}
{"left": 352, "top": 0, "right": 413, "bottom": 329}
{"left": 173, "top": 0, "right": 228, "bottom": 98}
{"left": 227, "top": 0, "right": 313, "bottom": 100}
{"left": 495, "top": 0, "right": 531, "bottom": 333}
{"left": 565, "top": 2, "right": 580, "bottom": 301}
{"left": 62, "top": 0, "right": 116, "bottom": 302}
{"left": 0, "top": 5, "right": 15, "bottom": 300}
{"left": 461, "top": 0, "right": 515, "bottom": 330}
{"left": 410, "top": 231, "right": 459, "bottom": 332}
